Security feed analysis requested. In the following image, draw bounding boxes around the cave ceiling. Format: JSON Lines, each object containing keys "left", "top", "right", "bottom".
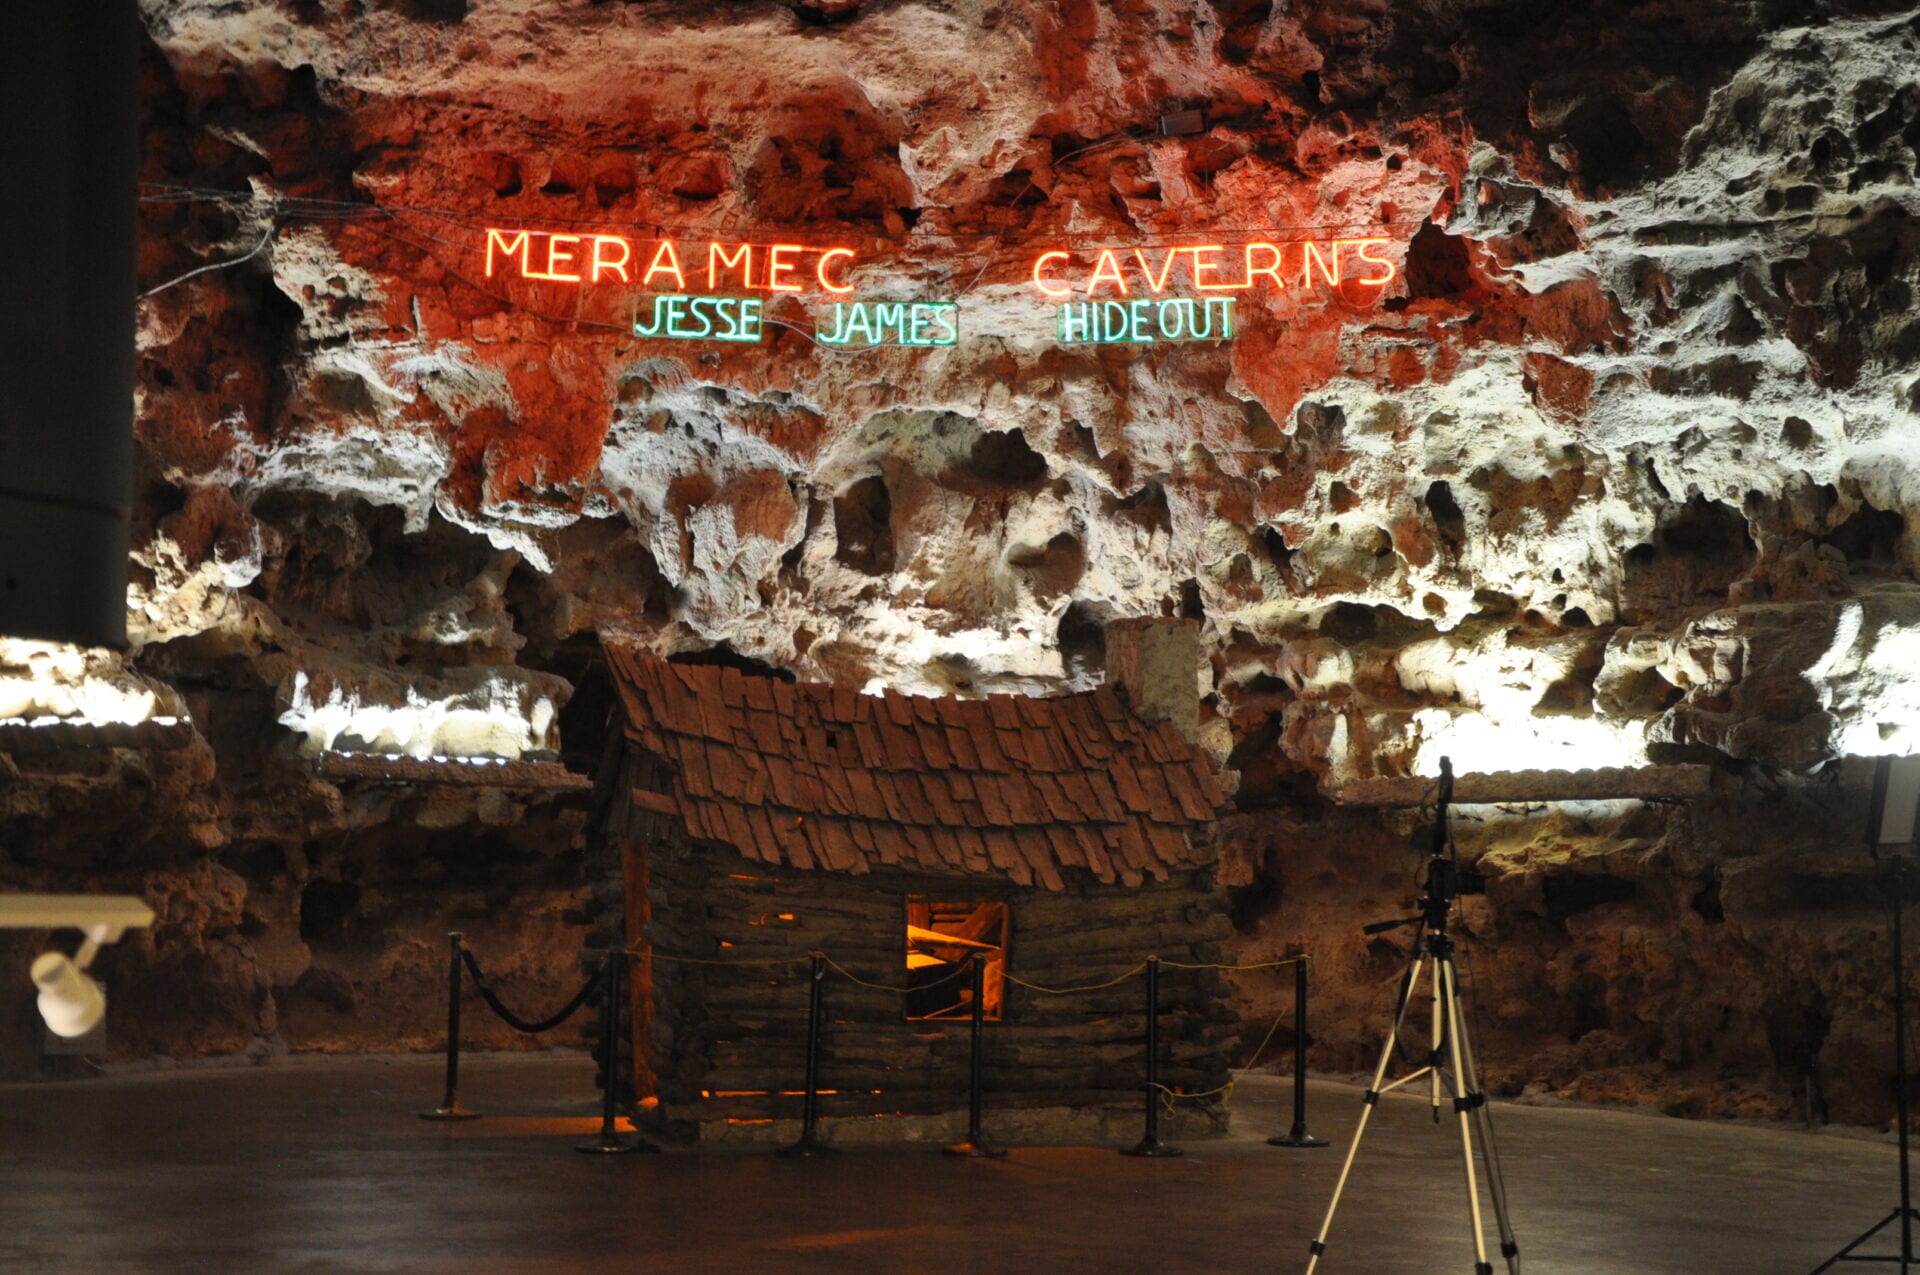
{"left": 23, "top": 0, "right": 1916, "bottom": 796}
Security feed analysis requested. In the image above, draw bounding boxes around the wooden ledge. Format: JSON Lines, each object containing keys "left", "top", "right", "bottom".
{"left": 1328, "top": 764, "right": 1714, "bottom": 808}
{"left": 317, "top": 753, "right": 592, "bottom": 790}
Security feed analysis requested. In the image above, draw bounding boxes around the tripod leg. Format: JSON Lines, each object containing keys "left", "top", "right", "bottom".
{"left": 1438, "top": 954, "right": 1495, "bottom": 1275}
{"left": 1307, "top": 955, "right": 1429, "bottom": 1274}
{"left": 1448, "top": 959, "right": 1521, "bottom": 1274}
{"left": 1430, "top": 957, "right": 1445, "bottom": 1122}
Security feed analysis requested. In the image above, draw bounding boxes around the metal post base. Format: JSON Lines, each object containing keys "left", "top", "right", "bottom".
{"left": 1808, "top": 1208, "right": 1920, "bottom": 1272}
{"left": 418, "top": 1105, "right": 482, "bottom": 1122}
{"left": 776, "top": 1136, "right": 839, "bottom": 1158}
{"left": 575, "top": 1130, "right": 661, "bottom": 1155}
{"left": 943, "top": 1140, "right": 1007, "bottom": 1158}
{"left": 1121, "top": 1137, "right": 1183, "bottom": 1157}
{"left": 1267, "top": 1125, "right": 1329, "bottom": 1148}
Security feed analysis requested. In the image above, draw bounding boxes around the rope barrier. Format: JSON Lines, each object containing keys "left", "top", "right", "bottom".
{"left": 1003, "top": 964, "right": 1149, "bottom": 995}
{"left": 623, "top": 947, "right": 1305, "bottom": 980}
{"left": 1152, "top": 997, "right": 1294, "bottom": 1112}
{"left": 821, "top": 953, "right": 974, "bottom": 994}
{"left": 1160, "top": 955, "right": 1308, "bottom": 972}
{"left": 461, "top": 947, "right": 609, "bottom": 1035}
{"left": 427, "top": 932, "right": 1322, "bottom": 1157}
{"left": 637, "top": 948, "right": 813, "bottom": 969}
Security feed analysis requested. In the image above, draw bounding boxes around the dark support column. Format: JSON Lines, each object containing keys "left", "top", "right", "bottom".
{"left": 420, "top": 931, "right": 480, "bottom": 1121}
{"left": 577, "top": 951, "right": 659, "bottom": 1154}
{"left": 778, "top": 953, "right": 836, "bottom": 1157}
{"left": 1270, "top": 957, "right": 1328, "bottom": 1148}
{"left": 944, "top": 953, "right": 1006, "bottom": 1158}
{"left": 1123, "top": 956, "right": 1181, "bottom": 1157}
{"left": 1897, "top": 855, "right": 1913, "bottom": 1265}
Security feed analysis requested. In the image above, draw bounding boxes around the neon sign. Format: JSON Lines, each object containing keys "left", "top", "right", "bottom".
{"left": 485, "top": 229, "right": 858, "bottom": 294}
{"left": 1058, "top": 298, "right": 1234, "bottom": 344}
{"left": 477, "top": 226, "right": 1402, "bottom": 348}
{"left": 633, "top": 295, "right": 764, "bottom": 342}
{"left": 818, "top": 301, "right": 958, "bottom": 347}
{"left": 1028, "top": 239, "right": 1396, "bottom": 297}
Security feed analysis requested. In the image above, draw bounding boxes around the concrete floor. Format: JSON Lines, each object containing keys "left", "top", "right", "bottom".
{"left": 0, "top": 1054, "right": 1903, "bottom": 1274}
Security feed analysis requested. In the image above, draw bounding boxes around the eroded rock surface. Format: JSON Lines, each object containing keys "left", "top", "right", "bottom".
{"left": 2, "top": 1, "right": 1917, "bottom": 1123}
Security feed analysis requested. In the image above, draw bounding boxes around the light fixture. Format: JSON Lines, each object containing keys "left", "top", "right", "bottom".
{"left": 0, "top": 894, "right": 154, "bottom": 1039}
{"left": 1869, "top": 754, "right": 1920, "bottom": 851}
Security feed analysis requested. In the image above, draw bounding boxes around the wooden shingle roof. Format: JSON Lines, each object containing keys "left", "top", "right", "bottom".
{"left": 605, "top": 647, "right": 1224, "bottom": 890}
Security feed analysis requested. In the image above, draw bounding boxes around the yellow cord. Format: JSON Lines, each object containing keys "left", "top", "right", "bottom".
{"left": 635, "top": 948, "right": 811, "bottom": 968}
{"left": 1152, "top": 996, "right": 1294, "bottom": 1112}
{"left": 621, "top": 948, "right": 1308, "bottom": 988}
{"left": 1003, "top": 963, "right": 1149, "bottom": 995}
{"left": 1159, "top": 956, "right": 1307, "bottom": 972}
{"left": 820, "top": 953, "right": 974, "bottom": 994}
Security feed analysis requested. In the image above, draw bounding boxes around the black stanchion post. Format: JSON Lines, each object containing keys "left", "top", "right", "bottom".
{"left": 1269, "top": 956, "right": 1328, "bottom": 1148}
{"left": 944, "top": 953, "right": 1006, "bottom": 1158}
{"left": 577, "top": 949, "right": 659, "bottom": 1155}
{"left": 778, "top": 952, "right": 836, "bottom": 1157}
{"left": 1123, "top": 955, "right": 1181, "bottom": 1157}
{"left": 420, "top": 931, "right": 481, "bottom": 1121}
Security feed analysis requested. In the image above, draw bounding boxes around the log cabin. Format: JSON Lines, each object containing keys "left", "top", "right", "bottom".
{"left": 601, "top": 620, "right": 1242, "bottom": 1145}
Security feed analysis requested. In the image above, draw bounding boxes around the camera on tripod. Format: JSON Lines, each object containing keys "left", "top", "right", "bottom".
{"left": 1363, "top": 760, "right": 1486, "bottom": 938}
{"left": 1429, "top": 856, "right": 1485, "bottom": 902}
{"left": 1312, "top": 755, "right": 1523, "bottom": 1275}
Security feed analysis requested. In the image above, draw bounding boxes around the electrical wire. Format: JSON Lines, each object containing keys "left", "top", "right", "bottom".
{"left": 139, "top": 226, "right": 276, "bottom": 298}
{"left": 136, "top": 180, "right": 1418, "bottom": 246}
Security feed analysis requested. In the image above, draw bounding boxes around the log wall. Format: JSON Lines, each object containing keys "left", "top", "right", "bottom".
{"left": 629, "top": 823, "right": 1241, "bottom": 1128}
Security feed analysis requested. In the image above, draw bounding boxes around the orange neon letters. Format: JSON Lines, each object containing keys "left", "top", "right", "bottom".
{"left": 590, "top": 235, "right": 631, "bottom": 283}
{"left": 816, "top": 247, "right": 856, "bottom": 293}
{"left": 1342, "top": 237, "right": 1397, "bottom": 287}
{"left": 1302, "top": 241, "right": 1340, "bottom": 288}
{"left": 487, "top": 229, "right": 861, "bottom": 293}
{"left": 1032, "top": 250, "right": 1072, "bottom": 298}
{"left": 767, "top": 244, "right": 804, "bottom": 292}
{"left": 708, "top": 242, "right": 752, "bottom": 289}
{"left": 538, "top": 234, "right": 580, "bottom": 282}
{"left": 1087, "top": 248, "right": 1129, "bottom": 296}
{"left": 484, "top": 228, "right": 531, "bottom": 278}
{"left": 1243, "top": 242, "right": 1284, "bottom": 290}
{"left": 1186, "top": 244, "right": 1233, "bottom": 291}
{"left": 1131, "top": 248, "right": 1180, "bottom": 294}
{"left": 643, "top": 241, "right": 686, "bottom": 290}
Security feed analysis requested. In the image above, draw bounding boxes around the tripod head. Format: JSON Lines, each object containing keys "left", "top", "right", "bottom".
{"left": 1363, "top": 757, "right": 1486, "bottom": 940}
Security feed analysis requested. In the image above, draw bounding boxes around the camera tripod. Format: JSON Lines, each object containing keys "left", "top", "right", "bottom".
{"left": 1306, "top": 759, "right": 1521, "bottom": 1275}
{"left": 1808, "top": 755, "right": 1920, "bottom": 1272}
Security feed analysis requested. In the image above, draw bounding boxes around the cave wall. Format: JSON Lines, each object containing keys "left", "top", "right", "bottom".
{"left": 3, "top": 0, "right": 1919, "bottom": 1119}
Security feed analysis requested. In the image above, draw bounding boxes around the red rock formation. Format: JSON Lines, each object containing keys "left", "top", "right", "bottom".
{"left": 2, "top": 0, "right": 1917, "bottom": 1129}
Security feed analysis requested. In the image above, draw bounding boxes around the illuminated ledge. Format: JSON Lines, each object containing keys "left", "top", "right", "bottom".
{"left": 317, "top": 753, "right": 592, "bottom": 791}
{"left": 1328, "top": 764, "right": 1714, "bottom": 808}
{"left": 0, "top": 717, "right": 195, "bottom": 754}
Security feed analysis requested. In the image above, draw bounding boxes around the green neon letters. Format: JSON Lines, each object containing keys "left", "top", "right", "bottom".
{"left": 633, "top": 294, "right": 764, "bottom": 342}
{"left": 1056, "top": 297, "right": 1236, "bottom": 344}
{"left": 818, "top": 300, "right": 959, "bottom": 347}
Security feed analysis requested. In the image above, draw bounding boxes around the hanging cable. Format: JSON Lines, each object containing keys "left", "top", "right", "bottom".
{"left": 139, "top": 227, "right": 276, "bottom": 298}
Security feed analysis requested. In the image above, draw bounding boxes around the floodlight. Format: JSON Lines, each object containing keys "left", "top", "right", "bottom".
{"left": 1867, "top": 754, "right": 1920, "bottom": 854}
{"left": 31, "top": 951, "right": 106, "bottom": 1038}
{"left": 0, "top": 894, "right": 154, "bottom": 1039}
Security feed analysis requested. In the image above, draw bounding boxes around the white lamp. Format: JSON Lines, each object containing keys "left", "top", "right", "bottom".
{"left": 0, "top": 894, "right": 154, "bottom": 1039}
{"left": 1869, "top": 754, "right": 1920, "bottom": 853}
